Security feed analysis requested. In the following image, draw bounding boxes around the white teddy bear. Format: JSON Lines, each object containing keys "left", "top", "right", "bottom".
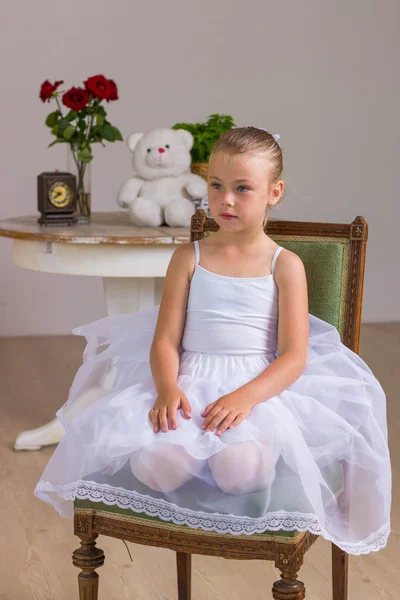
{"left": 117, "top": 127, "right": 208, "bottom": 227}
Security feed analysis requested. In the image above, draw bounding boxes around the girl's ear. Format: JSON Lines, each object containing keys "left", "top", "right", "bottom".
{"left": 269, "top": 180, "right": 284, "bottom": 207}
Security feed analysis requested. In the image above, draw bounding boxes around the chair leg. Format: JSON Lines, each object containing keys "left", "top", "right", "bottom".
{"left": 272, "top": 570, "right": 305, "bottom": 600}
{"left": 176, "top": 552, "right": 192, "bottom": 600}
{"left": 273, "top": 545, "right": 305, "bottom": 600}
{"left": 332, "top": 543, "right": 348, "bottom": 600}
{"left": 72, "top": 533, "right": 105, "bottom": 600}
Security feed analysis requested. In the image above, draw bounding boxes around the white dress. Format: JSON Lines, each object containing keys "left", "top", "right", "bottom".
{"left": 35, "top": 242, "right": 391, "bottom": 555}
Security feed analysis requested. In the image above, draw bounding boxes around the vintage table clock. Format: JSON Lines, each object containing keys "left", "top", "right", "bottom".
{"left": 37, "top": 171, "right": 77, "bottom": 225}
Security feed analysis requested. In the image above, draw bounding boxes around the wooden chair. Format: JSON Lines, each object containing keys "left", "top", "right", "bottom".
{"left": 73, "top": 209, "right": 369, "bottom": 600}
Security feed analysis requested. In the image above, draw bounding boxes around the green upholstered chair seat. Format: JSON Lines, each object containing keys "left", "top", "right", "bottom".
{"left": 74, "top": 462, "right": 343, "bottom": 541}
{"left": 74, "top": 498, "right": 301, "bottom": 540}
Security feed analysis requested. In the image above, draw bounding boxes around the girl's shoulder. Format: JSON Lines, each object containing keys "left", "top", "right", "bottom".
{"left": 173, "top": 240, "right": 197, "bottom": 257}
{"left": 263, "top": 235, "right": 303, "bottom": 276}
{"left": 274, "top": 246, "right": 306, "bottom": 285}
{"left": 169, "top": 242, "right": 197, "bottom": 282}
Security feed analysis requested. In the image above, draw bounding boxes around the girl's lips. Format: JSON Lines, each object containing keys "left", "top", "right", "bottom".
{"left": 220, "top": 213, "right": 238, "bottom": 219}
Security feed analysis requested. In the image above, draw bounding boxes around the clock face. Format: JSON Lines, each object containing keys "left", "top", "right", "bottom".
{"left": 48, "top": 181, "right": 73, "bottom": 208}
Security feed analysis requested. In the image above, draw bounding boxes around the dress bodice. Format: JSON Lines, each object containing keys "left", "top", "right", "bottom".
{"left": 181, "top": 241, "right": 283, "bottom": 356}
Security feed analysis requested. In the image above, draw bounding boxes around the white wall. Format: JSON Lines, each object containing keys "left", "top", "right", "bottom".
{"left": 1, "top": 0, "right": 399, "bottom": 335}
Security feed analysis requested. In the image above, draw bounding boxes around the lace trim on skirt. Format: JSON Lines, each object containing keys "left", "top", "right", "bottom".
{"left": 36, "top": 480, "right": 390, "bottom": 555}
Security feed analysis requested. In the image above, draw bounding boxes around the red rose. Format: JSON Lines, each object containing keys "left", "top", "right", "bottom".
{"left": 84, "top": 75, "right": 112, "bottom": 100}
{"left": 39, "top": 79, "right": 63, "bottom": 102}
{"left": 107, "top": 79, "right": 119, "bottom": 102}
{"left": 62, "top": 87, "right": 89, "bottom": 111}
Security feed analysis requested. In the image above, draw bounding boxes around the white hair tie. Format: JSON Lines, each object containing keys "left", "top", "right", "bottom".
{"left": 272, "top": 133, "right": 281, "bottom": 145}
{"left": 257, "top": 128, "right": 281, "bottom": 146}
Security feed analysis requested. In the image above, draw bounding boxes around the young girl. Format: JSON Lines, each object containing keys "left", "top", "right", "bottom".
{"left": 35, "top": 127, "right": 391, "bottom": 555}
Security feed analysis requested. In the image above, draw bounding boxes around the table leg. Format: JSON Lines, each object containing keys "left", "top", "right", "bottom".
{"left": 102, "top": 277, "right": 163, "bottom": 315}
{"left": 14, "top": 277, "right": 164, "bottom": 451}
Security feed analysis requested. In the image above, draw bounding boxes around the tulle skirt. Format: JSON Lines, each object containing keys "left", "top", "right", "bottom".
{"left": 34, "top": 306, "right": 391, "bottom": 555}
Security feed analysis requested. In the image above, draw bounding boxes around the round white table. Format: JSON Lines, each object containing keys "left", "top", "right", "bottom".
{"left": 0, "top": 212, "right": 190, "bottom": 450}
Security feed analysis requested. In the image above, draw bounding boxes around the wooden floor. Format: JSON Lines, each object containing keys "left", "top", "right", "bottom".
{"left": 0, "top": 323, "right": 399, "bottom": 600}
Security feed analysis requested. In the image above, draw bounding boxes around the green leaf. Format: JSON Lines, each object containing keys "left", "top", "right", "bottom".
{"left": 77, "top": 145, "right": 93, "bottom": 163}
{"left": 48, "top": 139, "right": 66, "bottom": 147}
{"left": 99, "top": 124, "right": 116, "bottom": 142}
{"left": 65, "top": 110, "right": 78, "bottom": 122}
{"left": 57, "top": 118, "right": 70, "bottom": 134}
{"left": 45, "top": 111, "right": 60, "bottom": 128}
{"left": 112, "top": 126, "right": 123, "bottom": 141}
{"left": 96, "top": 114, "right": 105, "bottom": 127}
{"left": 90, "top": 125, "right": 101, "bottom": 135}
{"left": 172, "top": 113, "right": 235, "bottom": 162}
{"left": 63, "top": 125, "right": 75, "bottom": 139}
{"left": 51, "top": 125, "right": 60, "bottom": 136}
{"left": 88, "top": 126, "right": 100, "bottom": 142}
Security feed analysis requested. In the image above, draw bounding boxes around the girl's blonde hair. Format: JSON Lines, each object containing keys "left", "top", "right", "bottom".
{"left": 211, "top": 126, "right": 284, "bottom": 227}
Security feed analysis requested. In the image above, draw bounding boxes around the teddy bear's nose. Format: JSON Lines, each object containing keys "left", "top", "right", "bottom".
{"left": 158, "top": 148, "right": 165, "bottom": 154}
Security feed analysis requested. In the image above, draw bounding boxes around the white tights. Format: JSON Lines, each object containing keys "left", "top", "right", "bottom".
{"left": 130, "top": 441, "right": 277, "bottom": 495}
{"left": 129, "top": 445, "right": 205, "bottom": 493}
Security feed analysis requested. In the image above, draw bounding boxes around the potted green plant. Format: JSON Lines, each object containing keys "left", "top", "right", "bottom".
{"left": 172, "top": 114, "right": 235, "bottom": 180}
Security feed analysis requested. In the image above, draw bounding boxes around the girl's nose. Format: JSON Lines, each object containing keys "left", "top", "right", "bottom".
{"left": 222, "top": 193, "right": 234, "bottom": 206}
{"left": 158, "top": 148, "right": 165, "bottom": 154}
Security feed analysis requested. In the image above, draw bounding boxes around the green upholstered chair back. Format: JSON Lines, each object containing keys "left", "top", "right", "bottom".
{"left": 190, "top": 211, "right": 368, "bottom": 353}
{"left": 269, "top": 238, "right": 348, "bottom": 339}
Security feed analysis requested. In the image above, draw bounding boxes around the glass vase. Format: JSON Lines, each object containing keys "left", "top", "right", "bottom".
{"left": 67, "top": 145, "right": 91, "bottom": 223}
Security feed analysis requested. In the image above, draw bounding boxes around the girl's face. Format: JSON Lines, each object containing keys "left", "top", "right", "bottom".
{"left": 207, "top": 151, "right": 282, "bottom": 232}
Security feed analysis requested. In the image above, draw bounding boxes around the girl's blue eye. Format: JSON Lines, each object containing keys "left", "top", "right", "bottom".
{"left": 237, "top": 185, "right": 249, "bottom": 193}
{"left": 211, "top": 183, "right": 222, "bottom": 189}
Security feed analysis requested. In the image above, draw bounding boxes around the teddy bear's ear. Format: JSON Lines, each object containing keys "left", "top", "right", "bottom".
{"left": 176, "top": 129, "right": 194, "bottom": 151}
{"left": 127, "top": 133, "right": 144, "bottom": 153}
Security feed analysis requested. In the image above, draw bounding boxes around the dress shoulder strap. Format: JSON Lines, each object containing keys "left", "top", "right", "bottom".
{"left": 271, "top": 246, "right": 284, "bottom": 276}
{"left": 193, "top": 240, "right": 200, "bottom": 266}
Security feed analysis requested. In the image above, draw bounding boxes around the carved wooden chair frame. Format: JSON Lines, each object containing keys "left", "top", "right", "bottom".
{"left": 73, "top": 209, "right": 368, "bottom": 600}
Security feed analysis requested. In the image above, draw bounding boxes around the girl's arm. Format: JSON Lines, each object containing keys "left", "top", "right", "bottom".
{"left": 202, "top": 250, "right": 309, "bottom": 434}
{"left": 149, "top": 243, "right": 194, "bottom": 431}
{"left": 150, "top": 243, "right": 194, "bottom": 391}
{"left": 238, "top": 249, "right": 309, "bottom": 401}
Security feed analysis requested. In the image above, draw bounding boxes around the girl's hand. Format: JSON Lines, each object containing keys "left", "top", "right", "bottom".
{"left": 149, "top": 386, "right": 191, "bottom": 433}
{"left": 201, "top": 392, "right": 253, "bottom": 436}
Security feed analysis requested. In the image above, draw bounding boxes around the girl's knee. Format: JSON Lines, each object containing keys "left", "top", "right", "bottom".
{"left": 130, "top": 445, "right": 203, "bottom": 493}
{"left": 209, "top": 442, "right": 276, "bottom": 495}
